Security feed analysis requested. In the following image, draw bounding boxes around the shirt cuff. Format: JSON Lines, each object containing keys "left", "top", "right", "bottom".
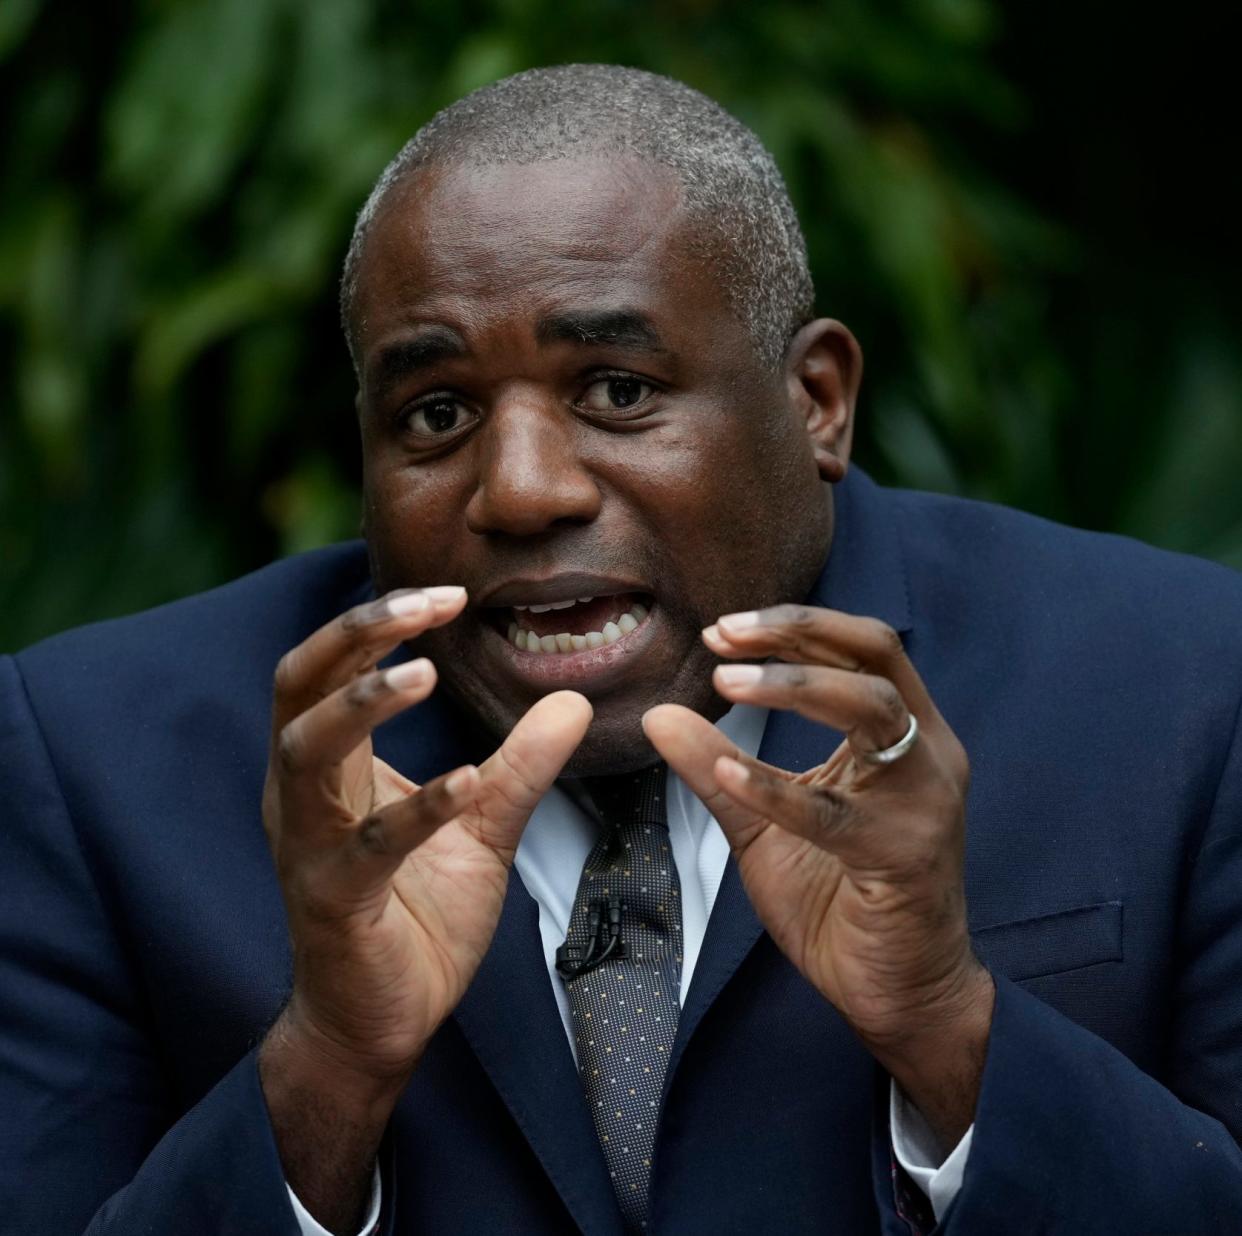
{"left": 288, "top": 1165, "right": 382, "bottom": 1236}
{"left": 889, "top": 1081, "right": 973, "bottom": 1223}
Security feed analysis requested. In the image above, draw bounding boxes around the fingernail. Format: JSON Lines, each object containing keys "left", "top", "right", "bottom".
{"left": 385, "top": 658, "right": 432, "bottom": 689}
{"left": 716, "top": 664, "right": 764, "bottom": 687}
{"left": 445, "top": 766, "right": 476, "bottom": 797}
{"left": 386, "top": 590, "right": 429, "bottom": 617}
{"left": 425, "top": 585, "right": 466, "bottom": 603}
{"left": 719, "top": 611, "right": 760, "bottom": 633}
{"left": 701, "top": 624, "right": 722, "bottom": 643}
{"left": 718, "top": 756, "right": 750, "bottom": 783}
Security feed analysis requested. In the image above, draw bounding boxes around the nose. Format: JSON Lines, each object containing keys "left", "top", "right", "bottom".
{"left": 464, "top": 396, "right": 602, "bottom": 536}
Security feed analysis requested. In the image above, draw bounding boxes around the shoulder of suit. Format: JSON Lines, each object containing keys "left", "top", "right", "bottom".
{"left": 879, "top": 482, "right": 1242, "bottom": 663}
{"left": 13, "top": 541, "right": 372, "bottom": 710}
{"left": 886, "top": 483, "right": 1242, "bottom": 598}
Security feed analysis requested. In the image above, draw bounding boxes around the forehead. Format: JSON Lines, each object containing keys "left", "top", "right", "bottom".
{"left": 350, "top": 157, "right": 741, "bottom": 358}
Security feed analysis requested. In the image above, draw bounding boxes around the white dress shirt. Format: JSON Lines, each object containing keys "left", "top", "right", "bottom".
{"left": 291, "top": 704, "right": 971, "bottom": 1233}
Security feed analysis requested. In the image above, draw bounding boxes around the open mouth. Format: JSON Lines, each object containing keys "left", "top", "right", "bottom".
{"left": 493, "top": 592, "right": 653, "bottom": 655}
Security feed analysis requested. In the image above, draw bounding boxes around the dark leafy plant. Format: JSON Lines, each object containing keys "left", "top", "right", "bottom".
{"left": 2, "top": 0, "right": 1239, "bottom": 651}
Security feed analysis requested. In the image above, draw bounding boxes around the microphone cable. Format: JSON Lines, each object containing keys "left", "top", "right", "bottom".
{"left": 556, "top": 894, "right": 626, "bottom": 981}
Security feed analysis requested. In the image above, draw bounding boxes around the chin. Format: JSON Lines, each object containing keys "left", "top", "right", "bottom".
{"left": 561, "top": 712, "right": 663, "bottom": 776}
{"left": 563, "top": 684, "right": 733, "bottom": 777}
{"left": 444, "top": 666, "right": 728, "bottom": 778}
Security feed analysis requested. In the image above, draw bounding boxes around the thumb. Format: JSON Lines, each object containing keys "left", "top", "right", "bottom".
{"left": 642, "top": 704, "right": 768, "bottom": 848}
{"left": 469, "top": 691, "right": 593, "bottom": 856}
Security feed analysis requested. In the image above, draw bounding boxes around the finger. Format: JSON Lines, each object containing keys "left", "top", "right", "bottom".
{"left": 469, "top": 691, "right": 593, "bottom": 857}
{"left": 713, "top": 662, "right": 913, "bottom": 760}
{"left": 276, "top": 658, "right": 437, "bottom": 784}
{"left": 373, "top": 756, "right": 419, "bottom": 805}
{"left": 714, "top": 753, "right": 856, "bottom": 853}
{"left": 641, "top": 704, "right": 773, "bottom": 848}
{"left": 342, "top": 764, "right": 480, "bottom": 892}
{"left": 272, "top": 586, "right": 468, "bottom": 736}
{"left": 705, "top": 605, "right": 934, "bottom": 720}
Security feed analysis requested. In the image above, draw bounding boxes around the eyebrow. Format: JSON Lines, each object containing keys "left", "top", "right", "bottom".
{"left": 535, "top": 309, "right": 668, "bottom": 353}
{"left": 366, "top": 326, "right": 467, "bottom": 400}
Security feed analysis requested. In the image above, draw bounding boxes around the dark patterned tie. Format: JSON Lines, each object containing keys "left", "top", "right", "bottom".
{"left": 557, "top": 764, "right": 683, "bottom": 1232}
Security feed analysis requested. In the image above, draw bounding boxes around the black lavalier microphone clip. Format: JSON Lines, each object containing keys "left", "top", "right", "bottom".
{"left": 556, "top": 893, "right": 626, "bottom": 981}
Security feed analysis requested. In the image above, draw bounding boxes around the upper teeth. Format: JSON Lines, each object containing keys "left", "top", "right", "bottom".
{"left": 515, "top": 596, "right": 595, "bottom": 614}
{"left": 506, "top": 603, "right": 648, "bottom": 654}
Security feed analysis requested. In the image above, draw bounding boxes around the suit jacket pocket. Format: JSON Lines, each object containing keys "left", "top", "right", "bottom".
{"left": 970, "top": 901, "right": 1123, "bottom": 983}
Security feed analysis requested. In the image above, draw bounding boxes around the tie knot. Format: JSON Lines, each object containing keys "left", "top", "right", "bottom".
{"left": 581, "top": 762, "right": 668, "bottom": 832}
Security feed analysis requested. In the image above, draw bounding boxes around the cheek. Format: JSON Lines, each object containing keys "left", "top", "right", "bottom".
{"left": 633, "top": 408, "right": 799, "bottom": 531}
{"left": 363, "top": 461, "right": 471, "bottom": 585}
{"left": 620, "top": 411, "right": 825, "bottom": 601}
{"left": 600, "top": 422, "right": 774, "bottom": 592}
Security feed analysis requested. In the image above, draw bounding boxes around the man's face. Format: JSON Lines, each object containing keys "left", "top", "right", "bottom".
{"left": 352, "top": 157, "right": 837, "bottom": 773}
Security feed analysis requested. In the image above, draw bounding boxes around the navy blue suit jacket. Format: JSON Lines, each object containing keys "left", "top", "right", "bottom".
{"left": 4, "top": 470, "right": 1242, "bottom": 1234}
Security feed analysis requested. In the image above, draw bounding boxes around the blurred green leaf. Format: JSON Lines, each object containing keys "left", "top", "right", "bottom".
{"left": 14, "top": 197, "right": 87, "bottom": 482}
{"left": 135, "top": 267, "right": 288, "bottom": 398}
{"left": 105, "top": 0, "right": 281, "bottom": 220}
{"left": 0, "top": 0, "right": 42, "bottom": 61}
{"left": 448, "top": 32, "right": 525, "bottom": 99}
{"left": 1122, "top": 334, "right": 1242, "bottom": 556}
{"left": 264, "top": 455, "right": 361, "bottom": 555}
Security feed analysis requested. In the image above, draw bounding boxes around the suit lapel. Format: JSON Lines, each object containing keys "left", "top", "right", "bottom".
{"left": 670, "top": 702, "right": 834, "bottom": 1073}
{"left": 375, "top": 694, "right": 624, "bottom": 1236}
{"left": 812, "top": 467, "right": 913, "bottom": 638}
{"left": 452, "top": 876, "right": 624, "bottom": 1236}
{"left": 669, "top": 469, "right": 915, "bottom": 1078}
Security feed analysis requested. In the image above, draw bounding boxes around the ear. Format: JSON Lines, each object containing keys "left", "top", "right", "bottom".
{"left": 784, "top": 319, "right": 862, "bottom": 484}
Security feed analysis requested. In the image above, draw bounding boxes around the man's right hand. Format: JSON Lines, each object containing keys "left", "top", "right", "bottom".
{"left": 257, "top": 586, "right": 591, "bottom": 1234}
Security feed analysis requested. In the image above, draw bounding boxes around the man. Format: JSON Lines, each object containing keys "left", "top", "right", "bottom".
{"left": 2, "top": 64, "right": 1241, "bottom": 1236}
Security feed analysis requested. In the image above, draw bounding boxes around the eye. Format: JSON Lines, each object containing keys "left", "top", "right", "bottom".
{"left": 403, "top": 397, "right": 478, "bottom": 438}
{"left": 577, "top": 375, "right": 655, "bottom": 414}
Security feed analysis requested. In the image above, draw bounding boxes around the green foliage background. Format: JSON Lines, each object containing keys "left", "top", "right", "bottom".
{"left": 3, "top": 0, "right": 1240, "bottom": 651}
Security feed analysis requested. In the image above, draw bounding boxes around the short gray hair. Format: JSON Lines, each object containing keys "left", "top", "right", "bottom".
{"left": 340, "top": 64, "right": 814, "bottom": 371}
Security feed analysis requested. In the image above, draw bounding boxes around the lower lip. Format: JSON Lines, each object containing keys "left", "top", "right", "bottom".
{"left": 485, "top": 605, "right": 661, "bottom": 690}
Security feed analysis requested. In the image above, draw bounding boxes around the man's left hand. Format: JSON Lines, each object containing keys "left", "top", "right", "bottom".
{"left": 643, "top": 604, "right": 994, "bottom": 1150}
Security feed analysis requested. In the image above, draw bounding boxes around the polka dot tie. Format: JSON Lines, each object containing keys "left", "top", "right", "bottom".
{"left": 559, "top": 763, "right": 682, "bottom": 1233}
